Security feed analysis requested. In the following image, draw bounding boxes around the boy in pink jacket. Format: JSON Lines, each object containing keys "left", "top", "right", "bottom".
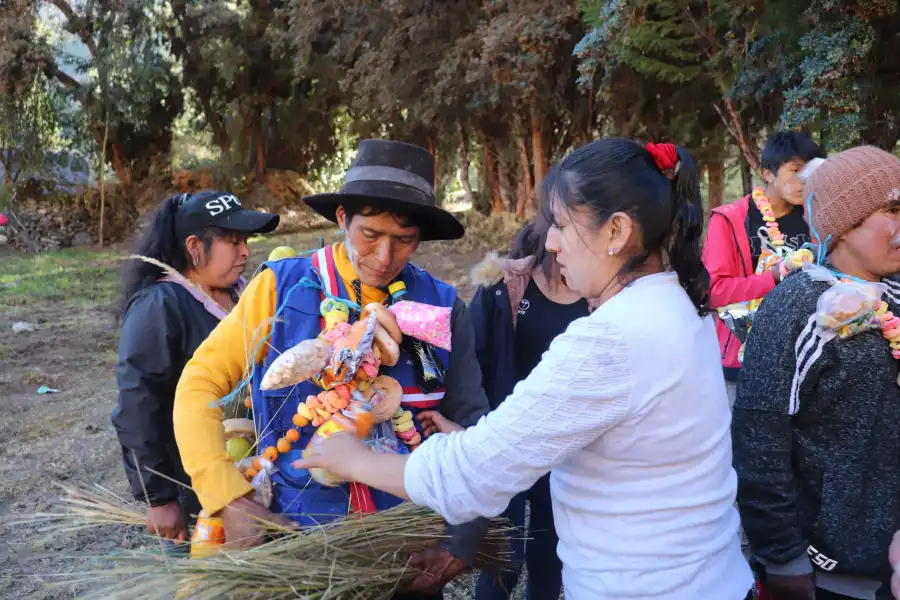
{"left": 703, "top": 132, "right": 825, "bottom": 404}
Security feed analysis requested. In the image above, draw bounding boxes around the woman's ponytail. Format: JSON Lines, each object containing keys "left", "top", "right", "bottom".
{"left": 666, "top": 147, "right": 710, "bottom": 315}
{"left": 118, "top": 195, "right": 188, "bottom": 318}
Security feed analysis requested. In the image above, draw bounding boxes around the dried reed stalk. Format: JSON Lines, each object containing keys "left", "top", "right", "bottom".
{"left": 26, "top": 484, "right": 516, "bottom": 600}
{"left": 16, "top": 482, "right": 145, "bottom": 533}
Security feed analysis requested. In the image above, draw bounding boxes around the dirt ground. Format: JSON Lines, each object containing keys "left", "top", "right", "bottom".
{"left": 0, "top": 228, "right": 516, "bottom": 600}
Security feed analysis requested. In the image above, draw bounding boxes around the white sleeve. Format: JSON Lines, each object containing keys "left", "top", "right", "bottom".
{"left": 403, "top": 315, "right": 632, "bottom": 524}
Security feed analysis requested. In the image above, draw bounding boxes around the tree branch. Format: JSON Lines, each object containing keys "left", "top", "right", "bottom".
{"left": 49, "top": 0, "right": 100, "bottom": 60}
{"left": 44, "top": 62, "right": 82, "bottom": 92}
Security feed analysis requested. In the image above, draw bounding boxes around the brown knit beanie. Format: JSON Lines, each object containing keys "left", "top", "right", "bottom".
{"left": 804, "top": 146, "right": 900, "bottom": 248}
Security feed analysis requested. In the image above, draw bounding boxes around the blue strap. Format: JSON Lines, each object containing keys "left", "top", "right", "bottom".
{"left": 805, "top": 191, "right": 833, "bottom": 265}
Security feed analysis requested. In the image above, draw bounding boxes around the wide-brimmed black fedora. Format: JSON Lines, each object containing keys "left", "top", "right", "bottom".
{"left": 303, "top": 139, "right": 465, "bottom": 241}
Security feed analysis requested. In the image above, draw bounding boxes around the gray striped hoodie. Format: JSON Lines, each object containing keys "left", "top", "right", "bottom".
{"left": 733, "top": 269, "right": 900, "bottom": 599}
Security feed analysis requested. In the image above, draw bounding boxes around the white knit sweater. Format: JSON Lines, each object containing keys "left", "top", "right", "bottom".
{"left": 406, "top": 272, "right": 753, "bottom": 599}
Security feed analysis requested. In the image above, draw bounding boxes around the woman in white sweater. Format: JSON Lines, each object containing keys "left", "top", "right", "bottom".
{"left": 295, "top": 139, "right": 753, "bottom": 599}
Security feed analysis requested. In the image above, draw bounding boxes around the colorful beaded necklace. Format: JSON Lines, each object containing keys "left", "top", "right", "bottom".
{"left": 874, "top": 300, "right": 900, "bottom": 359}
{"left": 751, "top": 187, "right": 785, "bottom": 247}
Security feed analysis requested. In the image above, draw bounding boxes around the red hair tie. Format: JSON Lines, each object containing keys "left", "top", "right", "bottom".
{"left": 646, "top": 142, "right": 679, "bottom": 172}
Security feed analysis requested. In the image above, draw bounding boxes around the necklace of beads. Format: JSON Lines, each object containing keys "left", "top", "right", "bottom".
{"left": 752, "top": 187, "right": 785, "bottom": 247}
{"left": 873, "top": 300, "right": 900, "bottom": 359}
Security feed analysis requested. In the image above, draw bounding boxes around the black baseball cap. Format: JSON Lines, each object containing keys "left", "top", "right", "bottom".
{"left": 174, "top": 191, "right": 280, "bottom": 240}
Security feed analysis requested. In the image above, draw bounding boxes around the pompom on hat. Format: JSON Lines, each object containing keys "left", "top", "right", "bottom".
{"left": 804, "top": 146, "right": 900, "bottom": 252}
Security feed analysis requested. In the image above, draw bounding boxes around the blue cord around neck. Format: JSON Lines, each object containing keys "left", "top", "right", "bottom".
{"left": 805, "top": 191, "right": 833, "bottom": 266}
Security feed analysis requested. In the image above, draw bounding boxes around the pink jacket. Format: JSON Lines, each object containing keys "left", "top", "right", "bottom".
{"left": 702, "top": 196, "right": 777, "bottom": 370}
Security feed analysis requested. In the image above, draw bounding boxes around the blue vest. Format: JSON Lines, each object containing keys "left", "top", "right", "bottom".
{"left": 250, "top": 246, "right": 456, "bottom": 524}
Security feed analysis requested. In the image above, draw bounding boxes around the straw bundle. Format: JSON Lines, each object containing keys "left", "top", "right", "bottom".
{"left": 29, "top": 484, "right": 515, "bottom": 600}
{"left": 23, "top": 483, "right": 146, "bottom": 533}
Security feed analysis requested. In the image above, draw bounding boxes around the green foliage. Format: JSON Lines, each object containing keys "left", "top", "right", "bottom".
{"left": 0, "top": 0, "right": 897, "bottom": 227}
{"left": 0, "top": 72, "right": 63, "bottom": 186}
{"left": 778, "top": 1, "right": 900, "bottom": 151}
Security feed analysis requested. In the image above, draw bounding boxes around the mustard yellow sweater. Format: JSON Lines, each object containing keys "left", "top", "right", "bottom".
{"left": 173, "top": 243, "right": 388, "bottom": 514}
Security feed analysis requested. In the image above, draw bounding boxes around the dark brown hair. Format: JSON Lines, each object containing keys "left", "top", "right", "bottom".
{"left": 508, "top": 216, "right": 560, "bottom": 289}
{"left": 540, "top": 138, "right": 709, "bottom": 314}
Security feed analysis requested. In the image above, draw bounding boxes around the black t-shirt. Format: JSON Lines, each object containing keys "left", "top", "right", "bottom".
{"left": 514, "top": 279, "right": 590, "bottom": 383}
{"left": 747, "top": 200, "right": 810, "bottom": 271}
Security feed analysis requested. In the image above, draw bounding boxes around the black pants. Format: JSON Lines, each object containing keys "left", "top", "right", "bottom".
{"left": 475, "top": 474, "right": 562, "bottom": 600}
{"left": 745, "top": 587, "right": 892, "bottom": 600}
{"left": 817, "top": 590, "right": 893, "bottom": 600}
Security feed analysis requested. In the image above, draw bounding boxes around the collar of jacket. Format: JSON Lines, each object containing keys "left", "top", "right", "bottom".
{"left": 470, "top": 252, "right": 597, "bottom": 328}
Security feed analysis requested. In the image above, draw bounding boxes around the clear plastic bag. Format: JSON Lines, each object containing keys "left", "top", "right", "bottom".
{"left": 366, "top": 421, "right": 409, "bottom": 455}
{"left": 388, "top": 300, "right": 452, "bottom": 351}
{"left": 236, "top": 457, "right": 275, "bottom": 507}
{"left": 815, "top": 279, "right": 886, "bottom": 338}
{"left": 260, "top": 338, "right": 333, "bottom": 390}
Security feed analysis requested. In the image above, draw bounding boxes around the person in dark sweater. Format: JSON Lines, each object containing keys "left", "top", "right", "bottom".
{"left": 733, "top": 146, "right": 900, "bottom": 600}
{"left": 703, "top": 132, "right": 825, "bottom": 405}
{"left": 467, "top": 219, "right": 590, "bottom": 600}
{"left": 113, "top": 191, "right": 278, "bottom": 546}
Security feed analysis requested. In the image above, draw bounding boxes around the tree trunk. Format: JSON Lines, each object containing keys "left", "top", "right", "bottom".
{"left": 513, "top": 114, "right": 533, "bottom": 217}
{"left": 479, "top": 129, "right": 503, "bottom": 214}
{"left": 530, "top": 97, "right": 547, "bottom": 193}
{"left": 721, "top": 98, "right": 760, "bottom": 175}
{"left": 428, "top": 136, "right": 439, "bottom": 196}
{"left": 497, "top": 153, "right": 511, "bottom": 213}
{"left": 740, "top": 157, "right": 753, "bottom": 196}
{"left": 99, "top": 112, "right": 109, "bottom": 247}
{"left": 474, "top": 137, "right": 491, "bottom": 215}
{"left": 707, "top": 158, "right": 725, "bottom": 210}
{"left": 255, "top": 107, "right": 267, "bottom": 184}
{"left": 516, "top": 179, "right": 528, "bottom": 217}
{"left": 457, "top": 125, "right": 475, "bottom": 206}
{"left": 199, "top": 93, "right": 231, "bottom": 154}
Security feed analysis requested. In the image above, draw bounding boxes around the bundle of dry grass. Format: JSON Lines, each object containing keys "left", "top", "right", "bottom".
{"left": 24, "top": 483, "right": 146, "bottom": 533}
{"left": 28, "top": 484, "right": 515, "bottom": 600}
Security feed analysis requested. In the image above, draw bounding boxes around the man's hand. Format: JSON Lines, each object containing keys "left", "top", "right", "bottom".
{"left": 219, "top": 495, "right": 297, "bottom": 549}
{"left": 766, "top": 573, "right": 816, "bottom": 600}
{"left": 146, "top": 501, "right": 187, "bottom": 541}
{"left": 890, "top": 530, "right": 900, "bottom": 598}
{"left": 772, "top": 260, "right": 786, "bottom": 283}
{"left": 402, "top": 546, "right": 468, "bottom": 594}
{"left": 418, "top": 410, "right": 464, "bottom": 438}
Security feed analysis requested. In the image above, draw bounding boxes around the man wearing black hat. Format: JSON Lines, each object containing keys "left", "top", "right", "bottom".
{"left": 174, "top": 141, "right": 492, "bottom": 596}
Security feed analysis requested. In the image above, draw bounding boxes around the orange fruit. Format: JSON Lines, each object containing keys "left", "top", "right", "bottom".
{"left": 263, "top": 446, "right": 278, "bottom": 462}
{"left": 285, "top": 429, "right": 300, "bottom": 443}
{"left": 252, "top": 456, "right": 263, "bottom": 471}
{"left": 245, "top": 467, "right": 259, "bottom": 479}
{"left": 276, "top": 438, "right": 291, "bottom": 454}
{"left": 244, "top": 397, "right": 252, "bottom": 409}
{"left": 293, "top": 413, "right": 310, "bottom": 428}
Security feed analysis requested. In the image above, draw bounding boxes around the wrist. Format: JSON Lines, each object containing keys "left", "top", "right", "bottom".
{"left": 148, "top": 497, "right": 179, "bottom": 508}
{"left": 761, "top": 553, "right": 814, "bottom": 576}
{"left": 346, "top": 446, "right": 376, "bottom": 483}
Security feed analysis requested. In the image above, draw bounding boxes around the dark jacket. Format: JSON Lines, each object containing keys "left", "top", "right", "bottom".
{"left": 113, "top": 280, "right": 224, "bottom": 515}
{"left": 469, "top": 253, "right": 596, "bottom": 408}
{"left": 733, "top": 269, "right": 900, "bottom": 586}
{"left": 469, "top": 254, "right": 534, "bottom": 408}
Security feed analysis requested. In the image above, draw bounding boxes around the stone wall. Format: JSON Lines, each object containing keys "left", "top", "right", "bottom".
{"left": 6, "top": 170, "right": 328, "bottom": 252}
